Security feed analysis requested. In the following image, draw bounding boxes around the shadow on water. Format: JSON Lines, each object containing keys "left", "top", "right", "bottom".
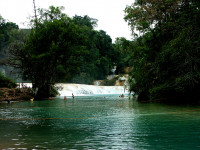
{"left": 1, "top": 95, "right": 200, "bottom": 149}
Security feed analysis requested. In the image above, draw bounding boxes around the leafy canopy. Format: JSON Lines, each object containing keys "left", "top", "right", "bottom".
{"left": 125, "top": 0, "right": 200, "bottom": 103}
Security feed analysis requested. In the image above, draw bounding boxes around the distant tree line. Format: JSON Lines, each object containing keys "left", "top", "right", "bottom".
{"left": 0, "top": 15, "right": 19, "bottom": 64}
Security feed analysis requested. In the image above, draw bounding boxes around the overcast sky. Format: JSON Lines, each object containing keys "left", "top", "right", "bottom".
{"left": 0, "top": 0, "right": 134, "bottom": 42}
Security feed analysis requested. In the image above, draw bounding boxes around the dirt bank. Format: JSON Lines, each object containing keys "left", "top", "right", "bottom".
{"left": 0, "top": 87, "right": 34, "bottom": 102}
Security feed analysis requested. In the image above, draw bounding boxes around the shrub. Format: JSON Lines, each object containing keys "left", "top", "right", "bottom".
{"left": 101, "top": 76, "right": 119, "bottom": 86}
{"left": 0, "top": 72, "right": 17, "bottom": 88}
{"left": 50, "top": 85, "right": 59, "bottom": 97}
{"left": 0, "top": 91, "right": 4, "bottom": 96}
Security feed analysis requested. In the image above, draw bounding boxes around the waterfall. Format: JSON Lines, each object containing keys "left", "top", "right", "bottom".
{"left": 21, "top": 83, "right": 128, "bottom": 96}
{"left": 57, "top": 83, "right": 128, "bottom": 96}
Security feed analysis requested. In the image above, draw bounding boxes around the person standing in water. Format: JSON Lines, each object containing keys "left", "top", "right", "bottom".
{"left": 7, "top": 97, "right": 10, "bottom": 104}
{"left": 72, "top": 93, "right": 75, "bottom": 99}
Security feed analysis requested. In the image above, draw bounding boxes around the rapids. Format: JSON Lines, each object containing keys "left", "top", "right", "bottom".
{"left": 21, "top": 83, "right": 129, "bottom": 96}
{"left": 57, "top": 83, "right": 128, "bottom": 96}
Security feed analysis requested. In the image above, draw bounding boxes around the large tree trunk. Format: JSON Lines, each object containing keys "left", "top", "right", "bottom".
{"left": 36, "top": 84, "right": 51, "bottom": 99}
{"left": 33, "top": 76, "right": 52, "bottom": 99}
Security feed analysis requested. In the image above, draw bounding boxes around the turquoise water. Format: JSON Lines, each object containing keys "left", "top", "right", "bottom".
{"left": 1, "top": 95, "right": 200, "bottom": 149}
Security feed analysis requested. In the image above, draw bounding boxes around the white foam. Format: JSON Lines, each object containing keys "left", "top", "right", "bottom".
{"left": 20, "top": 83, "right": 128, "bottom": 96}
{"left": 57, "top": 84, "right": 128, "bottom": 96}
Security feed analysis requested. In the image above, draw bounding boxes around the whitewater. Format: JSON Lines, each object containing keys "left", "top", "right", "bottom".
{"left": 22, "top": 83, "right": 129, "bottom": 96}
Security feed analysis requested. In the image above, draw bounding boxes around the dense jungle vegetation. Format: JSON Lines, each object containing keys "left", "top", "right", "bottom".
{"left": 0, "top": 6, "right": 130, "bottom": 98}
{"left": 125, "top": 0, "right": 200, "bottom": 103}
{"left": 1, "top": 0, "right": 200, "bottom": 103}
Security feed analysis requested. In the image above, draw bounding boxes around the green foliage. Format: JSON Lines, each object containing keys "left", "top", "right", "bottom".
{"left": 70, "top": 16, "right": 115, "bottom": 83}
{"left": 100, "top": 76, "right": 119, "bottom": 86}
{"left": 0, "top": 90, "right": 4, "bottom": 96}
{"left": 0, "top": 15, "right": 19, "bottom": 60}
{"left": 113, "top": 37, "right": 133, "bottom": 74}
{"left": 9, "top": 6, "right": 116, "bottom": 98}
{"left": 0, "top": 72, "right": 17, "bottom": 88}
{"left": 49, "top": 85, "right": 59, "bottom": 97}
{"left": 10, "top": 6, "right": 89, "bottom": 98}
{"left": 126, "top": 0, "right": 200, "bottom": 103}
{"left": 72, "top": 15, "right": 98, "bottom": 28}
{"left": 124, "top": 0, "right": 181, "bottom": 34}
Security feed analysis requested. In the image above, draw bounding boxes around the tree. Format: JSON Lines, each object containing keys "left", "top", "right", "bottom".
{"left": 10, "top": 6, "right": 88, "bottom": 98}
{"left": 0, "top": 72, "right": 16, "bottom": 88}
{"left": 95, "top": 30, "right": 114, "bottom": 79}
{"left": 0, "top": 15, "right": 20, "bottom": 81}
{"left": 70, "top": 15, "right": 99, "bottom": 84}
{"left": 113, "top": 37, "right": 133, "bottom": 74}
{"left": 73, "top": 15, "right": 98, "bottom": 29}
{"left": 124, "top": 0, "right": 181, "bottom": 34}
{"left": 0, "top": 15, "right": 19, "bottom": 56}
{"left": 70, "top": 16, "right": 115, "bottom": 83}
{"left": 125, "top": 0, "right": 200, "bottom": 103}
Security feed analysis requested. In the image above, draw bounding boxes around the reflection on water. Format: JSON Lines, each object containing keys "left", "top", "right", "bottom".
{"left": 1, "top": 95, "right": 200, "bottom": 149}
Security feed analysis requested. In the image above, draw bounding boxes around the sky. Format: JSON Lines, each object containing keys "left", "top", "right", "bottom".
{"left": 0, "top": 0, "right": 134, "bottom": 42}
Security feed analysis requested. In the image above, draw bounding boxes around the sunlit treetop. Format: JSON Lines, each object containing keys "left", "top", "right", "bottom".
{"left": 124, "top": 0, "right": 182, "bottom": 33}
{"left": 30, "top": 6, "right": 69, "bottom": 28}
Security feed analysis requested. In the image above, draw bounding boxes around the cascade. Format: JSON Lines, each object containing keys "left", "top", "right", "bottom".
{"left": 57, "top": 83, "right": 128, "bottom": 96}
{"left": 21, "top": 83, "right": 129, "bottom": 96}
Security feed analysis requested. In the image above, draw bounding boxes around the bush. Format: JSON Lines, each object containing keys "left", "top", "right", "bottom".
{"left": 100, "top": 76, "right": 119, "bottom": 86}
{"left": 50, "top": 85, "right": 59, "bottom": 97}
{"left": 149, "top": 82, "right": 173, "bottom": 100}
{"left": 0, "top": 73, "right": 17, "bottom": 88}
{"left": 0, "top": 91, "right": 4, "bottom": 96}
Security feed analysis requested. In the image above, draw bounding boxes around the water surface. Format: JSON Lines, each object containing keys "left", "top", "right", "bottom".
{"left": 0, "top": 95, "right": 200, "bottom": 149}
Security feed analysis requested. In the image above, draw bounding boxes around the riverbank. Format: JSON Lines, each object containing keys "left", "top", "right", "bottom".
{"left": 0, "top": 87, "right": 34, "bottom": 102}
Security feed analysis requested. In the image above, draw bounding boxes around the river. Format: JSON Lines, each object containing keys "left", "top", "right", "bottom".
{"left": 0, "top": 95, "right": 200, "bottom": 149}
